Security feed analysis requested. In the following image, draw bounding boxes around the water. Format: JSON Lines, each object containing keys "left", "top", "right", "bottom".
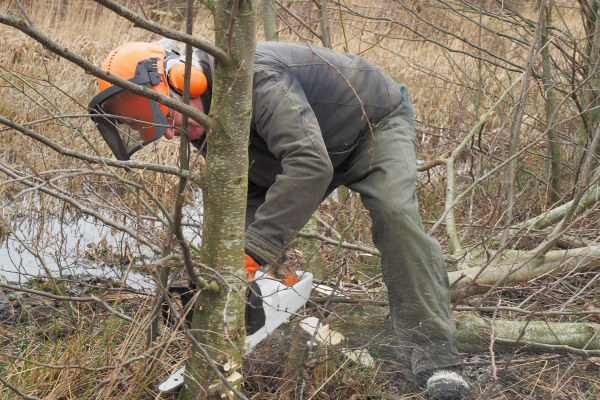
{"left": 0, "top": 195, "right": 203, "bottom": 291}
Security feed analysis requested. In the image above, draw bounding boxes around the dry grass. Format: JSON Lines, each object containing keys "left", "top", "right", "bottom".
{"left": 2, "top": 0, "right": 600, "bottom": 399}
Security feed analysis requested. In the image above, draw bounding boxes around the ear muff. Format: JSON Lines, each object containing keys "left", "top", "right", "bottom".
{"left": 168, "top": 64, "right": 207, "bottom": 98}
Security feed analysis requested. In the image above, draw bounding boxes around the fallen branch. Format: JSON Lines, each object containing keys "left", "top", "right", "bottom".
{"left": 455, "top": 312, "right": 600, "bottom": 356}
{"left": 447, "top": 245, "right": 600, "bottom": 301}
{"left": 281, "top": 306, "right": 600, "bottom": 360}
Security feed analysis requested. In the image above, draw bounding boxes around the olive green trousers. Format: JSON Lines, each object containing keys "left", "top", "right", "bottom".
{"left": 334, "top": 85, "right": 459, "bottom": 374}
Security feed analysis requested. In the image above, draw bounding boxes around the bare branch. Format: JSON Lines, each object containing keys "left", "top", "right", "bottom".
{"left": 94, "top": 0, "right": 230, "bottom": 65}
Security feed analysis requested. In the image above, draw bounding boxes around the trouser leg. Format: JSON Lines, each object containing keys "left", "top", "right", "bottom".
{"left": 337, "top": 85, "right": 460, "bottom": 374}
{"left": 246, "top": 181, "right": 269, "bottom": 230}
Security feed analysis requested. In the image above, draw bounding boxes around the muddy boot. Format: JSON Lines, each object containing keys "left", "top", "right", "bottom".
{"left": 416, "top": 367, "right": 470, "bottom": 399}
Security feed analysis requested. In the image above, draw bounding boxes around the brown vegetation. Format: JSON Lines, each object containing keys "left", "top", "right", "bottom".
{"left": 1, "top": 0, "right": 600, "bottom": 399}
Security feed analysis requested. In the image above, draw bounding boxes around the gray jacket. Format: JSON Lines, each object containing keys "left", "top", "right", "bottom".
{"left": 244, "top": 42, "right": 402, "bottom": 267}
{"left": 208, "top": 42, "right": 402, "bottom": 267}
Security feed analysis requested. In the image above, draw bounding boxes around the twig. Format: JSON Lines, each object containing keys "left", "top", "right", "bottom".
{"left": 0, "top": 117, "right": 203, "bottom": 187}
{"left": 490, "top": 298, "right": 501, "bottom": 380}
{"left": 309, "top": 296, "right": 387, "bottom": 306}
{"left": 297, "top": 231, "right": 380, "bottom": 256}
{"left": 13, "top": 0, "right": 34, "bottom": 27}
{"left": 0, "top": 163, "right": 163, "bottom": 254}
{"left": 1, "top": 353, "right": 146, "bottom": 372}
{"left": 274, "top": 0, "right": 323, "bottom": 41}
{"left": 454, "top": 305, "right": 600, "bottom": 316}
{"left": 0, "top": 375, "right": 42, "bottom": 400}
{"left": 0, "top": 13, "right": 213, "bottom": 130}
{"left": 417, "top": 160, "right": 446, "bottom": 171}
{"left": 226, "top": 0, "right": 240, "bottom": 57}
{"left": 93, "top": 0, "right": 230, "bottom": 65}
{"left": 0, "top": 282, "right": 134, "bottom": 323}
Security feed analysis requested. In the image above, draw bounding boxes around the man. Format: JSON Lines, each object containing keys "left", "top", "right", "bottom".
{"left": 89, "top": 39, "right": 470, "bottom": 399}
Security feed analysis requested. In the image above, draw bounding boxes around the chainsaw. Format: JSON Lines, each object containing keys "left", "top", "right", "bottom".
{"left": 157, "top": 270, "right": 313, "bottom": 393}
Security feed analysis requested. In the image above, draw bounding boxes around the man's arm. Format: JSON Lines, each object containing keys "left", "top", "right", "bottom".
{"left": 245, "top": 70, "right": 333, "bottom": 268}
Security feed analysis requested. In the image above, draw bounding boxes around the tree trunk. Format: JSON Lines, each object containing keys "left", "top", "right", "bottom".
{"left": 178, "top": 0, "right": 257, "bottom": 398}
{"left": 315, "top": 0, "right": 331, "bottom": 48}
{"left": 300, "top": 214, "right": 326, "bottom": 280}
{"left": 262, "top": 0, "right": 279, "bottom": 41}
{"left": 542, "top": 1, "right": 561, "bottom": 203}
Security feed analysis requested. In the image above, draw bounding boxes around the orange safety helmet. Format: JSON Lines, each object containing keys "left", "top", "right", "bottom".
{"left": 89, "top": 41, "right": 209, "bottom": 160}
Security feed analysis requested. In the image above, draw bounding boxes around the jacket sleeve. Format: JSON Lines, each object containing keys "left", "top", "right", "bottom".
{"left": 245, "top": 70, "right": 333, "bottom": 268}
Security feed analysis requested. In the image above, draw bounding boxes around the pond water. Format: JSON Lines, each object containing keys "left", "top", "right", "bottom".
{"left": 0, "top": 195, "right": 203, "bottom": 291}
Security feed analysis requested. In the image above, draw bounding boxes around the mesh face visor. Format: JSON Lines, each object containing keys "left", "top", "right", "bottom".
{"left": 88, "top": 58, "right": 168, "bottom": 161}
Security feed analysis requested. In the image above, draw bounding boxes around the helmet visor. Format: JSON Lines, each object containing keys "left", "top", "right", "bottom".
{"left": 89, "top": 58, "right": 168, "bottom": 160}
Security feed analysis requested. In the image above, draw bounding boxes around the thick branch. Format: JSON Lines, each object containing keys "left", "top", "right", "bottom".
{"left": 456, "top": 312, "right": 600, "bottom": 356}
{"left": 448, "top": 245, "right": 600, "bottom": 301}
{"left": 286, "top": 306, "right": 600, "bottom": 359}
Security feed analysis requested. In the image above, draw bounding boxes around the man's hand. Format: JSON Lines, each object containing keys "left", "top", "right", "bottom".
{"left": 246, "top": 254, "right": 299, "bottom": 285}
{"left": 164, "top": 96, "right": 206, "bottom": 140}
{"left": 260, "top": 264, "right": 299, "bottom": 286}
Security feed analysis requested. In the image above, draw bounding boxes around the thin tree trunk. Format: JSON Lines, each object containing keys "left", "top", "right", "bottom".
{"left": 300, "top": 213, "right": 326, "bottom": 279}
{"left": 315, "top": 0, "right": 331, "bottom": 48}
{"left": 178, "top": 0, "right": 257, "bottom": 398}
{"left": 501, "top": 2, "right": 545, "bottom": 247}
{"left": 262, "top": 0, "right": 279, "bottom": 41}
{"left": 335, "top": 185, "right": 351, "bottom": 233}
{"left": 542, "top": 1, "right": 561, "bottom": 203}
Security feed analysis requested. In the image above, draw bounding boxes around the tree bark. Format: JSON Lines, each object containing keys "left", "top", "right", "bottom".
{"left": 178, "top": 0, "right": 257, "bottom": 398}
{"left": 300, "top": 214, "right": 326, "bottom": 280}
{"left": 541, "top": 1, "right": 561, "bottom": 203}
{"left": 315, "top": 0, "right": 331, "bottom": 48}
{"left": 262, "top": 0, "right": 279, "bottom": 41}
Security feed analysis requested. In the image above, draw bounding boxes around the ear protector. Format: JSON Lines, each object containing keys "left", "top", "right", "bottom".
{"left": 167, "top": 64, "right": 208, "bottom": 98}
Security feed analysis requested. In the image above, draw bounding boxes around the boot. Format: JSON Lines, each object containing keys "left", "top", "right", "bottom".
{"left": 416, "top": 366, "right": 470, "bottom": 399}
